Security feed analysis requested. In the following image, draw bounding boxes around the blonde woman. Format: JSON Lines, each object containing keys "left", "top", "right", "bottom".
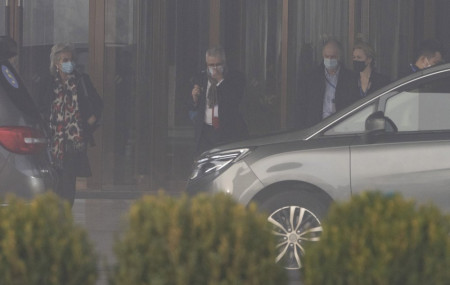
{"left": 352, "top": 41, "right": 390, "bottom": 97}
{"left": 38, "top": 43, "right": 102, "bottom": 206}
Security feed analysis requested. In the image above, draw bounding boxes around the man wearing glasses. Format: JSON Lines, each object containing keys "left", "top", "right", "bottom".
{"left": 190, "top": 46, "right": 248, "bottom": 155}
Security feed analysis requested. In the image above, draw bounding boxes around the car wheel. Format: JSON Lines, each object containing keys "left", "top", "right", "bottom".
{"left": 257, "top": 189, "right": 331, "bottom": 270}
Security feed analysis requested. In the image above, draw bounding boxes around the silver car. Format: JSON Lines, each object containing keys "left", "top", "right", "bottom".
{"left": 0, "top": 36, "right": 56, "bottom": 200}
{"left": 186, "top": 63, "right": 450, "bottom": 269}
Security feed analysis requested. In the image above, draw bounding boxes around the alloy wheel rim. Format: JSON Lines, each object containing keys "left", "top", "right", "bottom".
{"left": 268, "top": 206, "right": 322, "bottom": 269}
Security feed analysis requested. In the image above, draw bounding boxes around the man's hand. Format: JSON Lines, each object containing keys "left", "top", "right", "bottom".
{"left": 191, "top": 84, "right": 201, "bottom": 104}
{"left": 87, "top": 115, "right": 97, "bottom": 126}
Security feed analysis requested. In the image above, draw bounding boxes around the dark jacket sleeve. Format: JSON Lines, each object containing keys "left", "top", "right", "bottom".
{"left": 369, "top": 72, "right": 391, "bottom": 94}
{"left": 78, "top": 73, "right": 103, "bottom": 121}
{"left": 217, "top": 70, "right": 248, "bottom": 142}
{"left": 336, "top": 67, "right": 360, "bottom": 110}
{"left": 304, "top": 67, "right": 326, "bottom": 128}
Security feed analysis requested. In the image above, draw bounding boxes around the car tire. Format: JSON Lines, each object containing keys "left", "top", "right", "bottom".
{"left": 257, "top": 188, "right": 331, "bottom": 270}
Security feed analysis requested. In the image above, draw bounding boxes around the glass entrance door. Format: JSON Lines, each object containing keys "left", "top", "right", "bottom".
{"left": 102, "top": 0, "right": 138, "bottom": 188}
{"left": 102, "top": 0, "right": 202, "bottom": 191}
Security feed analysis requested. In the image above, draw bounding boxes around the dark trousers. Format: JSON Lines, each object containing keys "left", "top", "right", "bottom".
{"left": 197, "top": 123, "right": 219, "bottom": 155}
{"left": 56, "top": 154, "right": 77, "bottom": 207}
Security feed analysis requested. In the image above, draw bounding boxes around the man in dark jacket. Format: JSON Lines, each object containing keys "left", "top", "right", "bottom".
{"left": 189, "top": 46, "right": 248, "bottom": 155}
{"left": 400, "top": 38, "right": 444, "bottom": 78}
{"left": 297, "top": 39, "right": 359, "bottom": 128}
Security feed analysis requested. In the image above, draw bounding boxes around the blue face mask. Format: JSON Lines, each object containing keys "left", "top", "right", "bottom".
{"left": 61, "top": 61, "right": 75, "bottom": 74}
{"left": 324, "top": 58, "right": 339, "bottom": 70}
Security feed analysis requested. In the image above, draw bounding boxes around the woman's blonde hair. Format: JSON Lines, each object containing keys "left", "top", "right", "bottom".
{"left": 49, "top": 43, "right": 76, "bottom": 76}
{"left": 353, "top": 41, "right": 376, "bottom": 66}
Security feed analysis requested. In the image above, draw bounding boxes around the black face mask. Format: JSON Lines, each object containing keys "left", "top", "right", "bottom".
{"left": 353, "top": 60, "right": 366, "bottom": 73}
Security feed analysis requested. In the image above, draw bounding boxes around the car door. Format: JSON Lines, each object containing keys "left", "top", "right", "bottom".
{"left": 350, "top": 73, "right": 450, "bottom": 212}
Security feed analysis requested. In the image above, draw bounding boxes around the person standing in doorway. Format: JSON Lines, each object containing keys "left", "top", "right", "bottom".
{"left": 38, "top": 43, "right": 103, "bottom": 206}
{"left": 189, "top": 46, "right": 248, "bottom": 155}
{"left": 401, "top": 39, "right": 444, "bottom": 77}
{"left": 352, "top": 41, "right": 390, "bottom": 97}
{"left": 300, "top": 38, "right": 359, "bottom": 128}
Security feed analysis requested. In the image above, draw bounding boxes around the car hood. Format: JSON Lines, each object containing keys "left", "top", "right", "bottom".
{"left": 203, "top": 128, "right": 311, "bottom": 154}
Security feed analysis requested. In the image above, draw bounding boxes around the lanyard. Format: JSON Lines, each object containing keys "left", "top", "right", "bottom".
{"left": 325, "top": 76, "right": 337, "bottom": 90}
{"left": 359, "top": 86, "right": 366, "bottom": 97}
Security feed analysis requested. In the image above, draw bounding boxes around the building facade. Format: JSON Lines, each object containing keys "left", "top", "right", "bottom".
{"left": 2, "top": 0, "right": 449, "bottom": 192}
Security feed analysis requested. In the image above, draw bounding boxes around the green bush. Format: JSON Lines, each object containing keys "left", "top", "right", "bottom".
{"left": 302, "top": 191, "right": 450, "bottom": 285}
{"left": 110, "top": 192, "right": 287, "bottom": 285}
{"left": 0, "top": 193, "right": 98, "bottom": 285}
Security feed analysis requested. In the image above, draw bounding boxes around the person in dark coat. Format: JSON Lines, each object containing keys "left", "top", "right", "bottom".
{"left": 299, "top": 39, "right": 359, "bottom": 128}
{"left": 399, "top": 38, "right": 444, "bottom": 78}
{"left": 352, "top": 41, "right": 390, "bottom": 97}
{"left": 37, "top": 43, "right": 103, "bottom": 206}
{"left": 189, "top": 46, "right": 248, "bottom": 155}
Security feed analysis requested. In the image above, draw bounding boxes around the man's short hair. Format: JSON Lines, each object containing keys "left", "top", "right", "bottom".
{"left": 206, "top": 46, "right": 226, "bottom": 63}
{"left": 322, "top": 38, "right": 344, "bottom": 59}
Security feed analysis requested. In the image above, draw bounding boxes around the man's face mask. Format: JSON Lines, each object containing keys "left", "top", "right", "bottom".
{"left": 208, "top": 65, "right": 224, "bottom": 76}
{"left": 324, "top": 58, "right": 338, "bottom": 70}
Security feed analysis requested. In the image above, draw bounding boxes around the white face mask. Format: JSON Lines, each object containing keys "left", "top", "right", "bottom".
{"left": 324, "top": 58, "right": 339, "bottom": 70}
{"left": 208, "top": 65, "right": 224, "bottom": 76}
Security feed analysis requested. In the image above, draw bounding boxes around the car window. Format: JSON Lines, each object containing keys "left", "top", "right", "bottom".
{"left": 324, "top": 103, "right": 376, "bottom": 135}
{"left": 385, "top": 77, "right": 450, "bottom": 131}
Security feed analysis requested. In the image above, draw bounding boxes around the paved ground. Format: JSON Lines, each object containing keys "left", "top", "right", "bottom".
{"left": 72, "top": 192, "right": 302, "bottom": 285}
{"left": 73, "top": 197, "right": 134, "bottom": 285}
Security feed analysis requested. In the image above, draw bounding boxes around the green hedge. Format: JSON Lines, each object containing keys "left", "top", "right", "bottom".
{"left": 303, "top": 191, "right": 450, "bottom": 285}
{"left": 110, "top": 192, "right": 287, "bottom": 285}
{"left": 0, "top": 193, "right": 98, "bottom": 285}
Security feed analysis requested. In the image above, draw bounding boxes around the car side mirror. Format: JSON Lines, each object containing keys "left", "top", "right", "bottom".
{"left": 364, "top": 111, "right": 398, "bottom": 143}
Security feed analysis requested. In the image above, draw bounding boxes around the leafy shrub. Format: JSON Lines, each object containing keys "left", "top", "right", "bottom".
{"left": 110, "top": 192, "right": 287, "bottom": 285}
{"left": 302, "top": 191, "right": 450, "bottom": 285}
{"left": 0, "top": 193, "right": 98, "bottom": 285}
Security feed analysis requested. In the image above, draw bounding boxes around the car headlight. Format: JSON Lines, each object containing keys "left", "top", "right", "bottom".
{"left": 189, "top": 148, "right": 251, "bottom": 180}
